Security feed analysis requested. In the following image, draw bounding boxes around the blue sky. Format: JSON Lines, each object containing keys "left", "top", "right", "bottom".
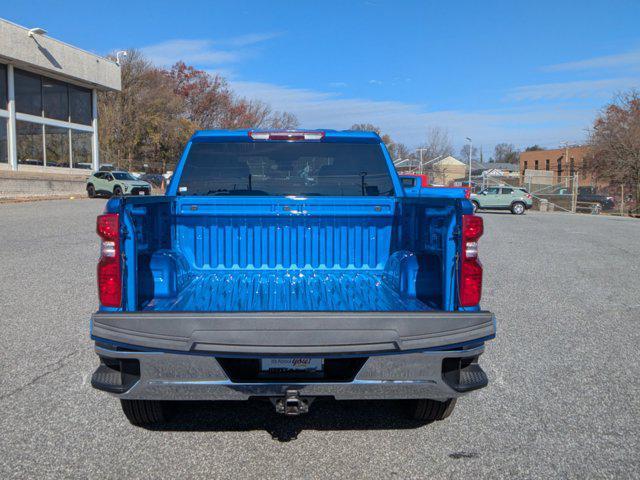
{"left": 5, "top": 0, "right": 640, "bottom": 154}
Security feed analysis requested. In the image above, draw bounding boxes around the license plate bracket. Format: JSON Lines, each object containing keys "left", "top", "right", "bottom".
{"left": 260, "top": 357, "right": 323, "bottom": 372}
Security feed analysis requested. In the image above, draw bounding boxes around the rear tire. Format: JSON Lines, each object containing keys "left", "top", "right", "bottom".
{"left": 472, "top": 201, "right": 480, "bottom": 213}
{"left": 411, "top": 398, "right": 457, "bottom": 422}
{"left": 511, "top": 201, "right": 525, "bottom": 215}
{"left": 113, "top": 186, "right": 123, "bottom": 197}
{"left": 87, "top": 184, "right": 96, "bottom": 198}
{"left": 120, "top": 400, "right": 167, "bottom": 427}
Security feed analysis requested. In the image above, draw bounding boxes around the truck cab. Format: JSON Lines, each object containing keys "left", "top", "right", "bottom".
{"left": 90, "top": 130, "right": 495, "bottom": 425}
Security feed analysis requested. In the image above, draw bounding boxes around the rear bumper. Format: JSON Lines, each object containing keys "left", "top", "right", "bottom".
{"left": 90, "top": 310, "right": 494, "bottom": 401}
{"left": 91, "top": 310, "right": 495, "bottom": 355}
{"left": 92, "top": 344, "right": 488, "bottom": 401}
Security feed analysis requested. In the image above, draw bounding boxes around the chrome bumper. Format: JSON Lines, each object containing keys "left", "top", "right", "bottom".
{"left": 93, "top": 344, "right": 487, "bottom": 402}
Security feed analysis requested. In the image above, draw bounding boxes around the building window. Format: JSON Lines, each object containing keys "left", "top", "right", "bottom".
{"left": 15, "top": 69, "right": 43, "bottom": 116}
{"left": 43, "top": 78, "right": 69, "bottom": 121}
{"left": 570, "top": 158, "right": 575, "bottom": 177}
{"left": 0, "top": 119, "right": 8, "bottom": 163}
{"left": 71, "top": 130, "right": 92, "bottom": 168}
{"left": 45, "top": 125, "right": 70, "bottom": 167}
{"left": 16, "top": 121, "right": 44, "bottom": 165}
{"left": 534, "top": 160, "right": 539, "bottom": 170}
{"left": 69, "top": 85, "right": 92, "bottom": 125}
{"left": 557, "top": 159, "right": 563, "bottom": 177}
{"left": 0, "top": 63, "right": 7, "bottom": 110}
{"left": 545, "top": 159, "right": 550, "bottom": 170}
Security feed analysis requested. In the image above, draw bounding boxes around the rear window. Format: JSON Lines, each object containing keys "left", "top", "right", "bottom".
{"left": 401, "top": 177, "right": 416, "bottom": 188}
{"left": 113, "top": 172, "right": 136, "bottom": 180}
{"left": 177, "top": 142, "right": 394, "bottom": 196}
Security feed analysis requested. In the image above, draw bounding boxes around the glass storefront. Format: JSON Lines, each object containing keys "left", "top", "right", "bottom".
{"left": 1, "top": 65, "right": 96, "bottom": 170}
{"left": 0, "top": 63, "right": 7, "bottom": 110}
{"left": 69, "top": 85, "right": 92, "bottom": 125}
{"left": 16, "top": 121, "right": 44, "bottom": 166}
{"left": 43, "top": 78, "right": 69, "bottom": 121}
{"left": 0, "top": 119, "right": 8, "bottom": 163}
{"left": 71, "top": 130, "right": 92, "bottom": 168}
{"left": 15, "top": 69, "right": 43, "bottom": 116}
{"left": 15, "top": 68, "right": 92, "bottom": 124}
{"left": 45, "top": 125, "right": 70, "bottom": 167}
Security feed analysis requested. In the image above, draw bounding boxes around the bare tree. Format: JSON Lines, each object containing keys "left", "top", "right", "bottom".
{"left": 268, "top": 111, "right": 299, "bottom": 129}
{"left": 419, "top": 127, "right": 453, "bottom": 161}
{"left": 459, "top": 144, "right": 479, "bottom": 162}
{"left": 493, "top": 143, "right": 519, "bottom": 164}
{"left": 588, "top": 89, "right": 640, "bottom": 204}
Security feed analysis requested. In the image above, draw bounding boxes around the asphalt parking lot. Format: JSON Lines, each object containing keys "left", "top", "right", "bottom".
{"left": 0, "top": 199, "right": 638, "bottom": 479}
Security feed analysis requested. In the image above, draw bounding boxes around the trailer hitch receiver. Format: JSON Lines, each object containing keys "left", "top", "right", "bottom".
{"left": 271, "top": 390, "right": 314, "bottom": 416}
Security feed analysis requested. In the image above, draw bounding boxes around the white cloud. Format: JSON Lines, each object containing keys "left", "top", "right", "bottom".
{"left": 231, "top": 80, "right": 595, "bottom": 148}
{"left": 329, "top": 81, "right": 348, "bottom": 88}
{"left": 222, "top": 32, "right": 281, "bottom": 47}
{"left": 140, "top": 33, "right": 279, "bottom": 67}
{"left": 368, "top": 79, "right": 383, "bottom": 85}
{"left": 542, "top": 50, "right": 640, "bottom": 72}
{"left": 505, "top": 78, "right": 639, "bottom": 102}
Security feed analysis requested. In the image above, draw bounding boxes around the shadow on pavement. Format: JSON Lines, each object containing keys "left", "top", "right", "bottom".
{"left": 145, "top": 399, "right": 430, "bottom": 442}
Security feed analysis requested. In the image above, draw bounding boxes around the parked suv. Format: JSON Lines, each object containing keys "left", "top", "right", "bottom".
{"left": 86, "top": 171, "right": 152, "bottom": 198}
{"left": 471, "top": 186, "right": 532, "bottom": 214}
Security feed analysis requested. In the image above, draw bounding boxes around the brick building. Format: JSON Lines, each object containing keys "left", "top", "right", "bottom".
{"left": 518, "top": 146, "right": 597, "bottom": 186}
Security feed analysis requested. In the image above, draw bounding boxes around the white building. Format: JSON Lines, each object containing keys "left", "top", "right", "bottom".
{"left": 0, "top": 18, "right": 120, "bottom": 176}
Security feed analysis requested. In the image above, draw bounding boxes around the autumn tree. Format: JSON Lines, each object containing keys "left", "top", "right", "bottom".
{"left": 167, "top": 61, "right": 234, "bottom": 129}
{"left": 98, "top": 51, "right": 300, "bottom": 173}
{"left": 98, "top": 50, "right": 195, "bottom": 172}
{"left": 348, "top": 123, "right": 406, "bottom": 158}
{"left": 588, "top": 89, "right": 640, "bottom": 204}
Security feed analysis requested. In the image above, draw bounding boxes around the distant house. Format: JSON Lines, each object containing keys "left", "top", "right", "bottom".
{"left": 428, "top": 155, "right": 467, "bottom": 185}
{"left": 471, "top": 162, "right": 520, "bottom": 177}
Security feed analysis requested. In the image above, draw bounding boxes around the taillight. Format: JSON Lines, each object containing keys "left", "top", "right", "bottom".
{"left": 460, "top": 214, "right": 483, "bottom": 306}
{"left": 249, "top": 131, "right": 325, "bottom": 141}
{"left": 97, "top": 213, "right": 121, "bottom": 307}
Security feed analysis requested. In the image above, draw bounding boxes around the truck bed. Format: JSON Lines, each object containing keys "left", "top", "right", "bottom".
{"left": 143, "top": 270, "right": 430, "bottom": 312}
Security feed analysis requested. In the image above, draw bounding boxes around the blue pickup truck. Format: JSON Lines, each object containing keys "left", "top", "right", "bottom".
{"left": 90, "top": 130, "right": 495, "bottom": 426}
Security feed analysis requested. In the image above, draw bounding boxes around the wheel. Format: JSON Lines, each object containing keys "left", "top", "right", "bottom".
{"left": 87, "top": 184, "right": 96, "bottom": 198}
{"left": 410, "top": 398, "right": 457, "bottom": 422}
{"left": 511, "top": 202, "right": 525, "bottom": 215}
{"left": 471, "top": 201, "right": 480, "bottom": 213}
{"left": 113, "top": 186, "right": 123, "bottom": 197}
{"left": 120, "top": 400, "right": 168, "bottom": 426}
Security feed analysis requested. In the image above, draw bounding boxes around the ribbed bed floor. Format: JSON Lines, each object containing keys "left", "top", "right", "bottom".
{"left": 144, "top": 271, "right": 430, "bottom": 312}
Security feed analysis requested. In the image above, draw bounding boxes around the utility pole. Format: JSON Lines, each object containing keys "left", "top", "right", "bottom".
{"left": 621, "top": 184, "right": 625, "bottom": 215}
{"left": 466, "top": 137, "right": 473, "bottom": 188}
{"left": 571, "top": 172, "right": 578, "bottom": 213}
{"left": 415, "top": 148, "right": 429, "bottom": 175}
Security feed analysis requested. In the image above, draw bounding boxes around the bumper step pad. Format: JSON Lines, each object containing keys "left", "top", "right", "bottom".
{"left": 91, "top": 358, "right": 140, "bottom": 394}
